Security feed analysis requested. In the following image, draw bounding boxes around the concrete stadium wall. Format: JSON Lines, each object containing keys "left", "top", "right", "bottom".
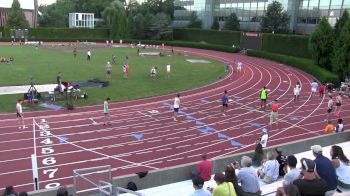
{"left": 28, "top": 131, "right": 350, "bottom": 196}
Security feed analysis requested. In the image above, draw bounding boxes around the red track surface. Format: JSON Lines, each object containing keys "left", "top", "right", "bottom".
{"left": 0, "top": 46, "right": 349, "bottom": 192}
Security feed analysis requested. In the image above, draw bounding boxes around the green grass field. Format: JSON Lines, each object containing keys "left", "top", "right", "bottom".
{"left": 0, "top": 45, "right": 226, "bottom": 113}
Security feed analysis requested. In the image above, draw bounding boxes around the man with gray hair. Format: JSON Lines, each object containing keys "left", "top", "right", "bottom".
{"left": 257, "top": 151, "right": 280, "bottom": 184}
{"left": 237, "top": 156, "right": 261, "bottom": 196}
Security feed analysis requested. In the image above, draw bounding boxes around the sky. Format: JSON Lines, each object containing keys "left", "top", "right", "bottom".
{"left": 1, "top": 0, "right": 57, "bottom": 9}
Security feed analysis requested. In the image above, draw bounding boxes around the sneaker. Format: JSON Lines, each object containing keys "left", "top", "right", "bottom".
{"left": 18, "top": 126, "right": 22, "bottom": 129}
{"left": 222, "top": 113, "right": 226, "bottom": 116}
{"left": 22, "top": 126, "right": 28, "bottom": 129}
{"left": 173, "top": 118, "right": 177, "bottom": 121}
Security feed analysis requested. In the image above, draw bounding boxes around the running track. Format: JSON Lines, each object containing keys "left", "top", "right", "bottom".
{"left": 0, "top": 45, "right": 349, "bottom": 192}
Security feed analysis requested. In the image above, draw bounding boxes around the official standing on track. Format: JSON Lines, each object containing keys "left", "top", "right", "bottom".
{"left": 173, "top": 94, "right": 180, "bottom": 121}
{"left": 269, "top": 99, "right": 279, "bottom": 126}
{"left": 16, "top": 99, "right": 26, "bottom": 129}
{"left": 294, "top": 82, "right": 301, "bottom": 102}
{"left": 260, "top": 86, "right": 268, "bottom": 111}
{"left": 103, "top": 97, "right": 111, "bottom": 126}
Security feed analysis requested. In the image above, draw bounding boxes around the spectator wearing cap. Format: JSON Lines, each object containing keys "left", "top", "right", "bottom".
{"left": 189, "top": 176, "right": 211, "bottom": 196}
{"left": 237, "top": 156, "right": 261, "bottom": 196}
{"left": 293, "top": 158, "right": 327, "bottom": 196}
{"left": 192, "top": 154, "right": 212, "bottom": 181}
{"left": 212, "top": 173, "right": 237, "bottom": 196}
{"left": 311, "top": 145, "right": 337, "bottom": 194}
{"left": 330, "top": 145, "right": 350, "bottom": 189}
{"left": 275, "top": 155, "right": 300, "bottom": 196}
{"left": 269, "top": 99, "right": 279, "bottom": 126}
{"left": 257, "top": 151, "right": 280, "bottom": 184}
{"left": 275, "top": 147, "right": 287, "bottom": 177}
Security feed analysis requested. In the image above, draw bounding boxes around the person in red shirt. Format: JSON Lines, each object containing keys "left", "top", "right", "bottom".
{"left": 193, "top": 154, "right": 212, "bottom": 181}
{"left": 269, "top": 99, "right": 279, "bottom": 126}
{"left": 319, "top": 84, "right": 325, "bottom": 98}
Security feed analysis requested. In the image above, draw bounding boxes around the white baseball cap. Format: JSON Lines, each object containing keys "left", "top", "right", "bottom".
{"left": 311, "top": 145, "right": 322, "bottom": 153}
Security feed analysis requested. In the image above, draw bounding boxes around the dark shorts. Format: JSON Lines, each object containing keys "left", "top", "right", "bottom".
{"left": 16, "top": 112, "right": 22, "bottom": 118}
{"left": 174, "top": 108, "right": 179, "bottom": 112}
{"left": 327, "top": 108, "right": 332, "bottom": 113}
{"left": 104, "top": 112, "right": 109, "bottom": 116}
{"left": 261, "top": 99, "right": 266, "bottom": 101}
{"left": 223, "top": 103, "right": 228, "bottom": 107}
{"left": 107, "top": 70, "right": 111, "bottom": 75}
{"left": 336, "top": 102, "right": 341, "bottom": 107}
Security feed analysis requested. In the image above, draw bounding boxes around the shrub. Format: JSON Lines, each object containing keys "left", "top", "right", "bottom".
{"left": 261, "top": 33, "right": 311, "bottom": 58}
{"left": 173, "top": 28, "right": 241, "bottom": 47}
{"left": 28, "top": 28, "right": 110, "bottom": 39}
{"left": 247, "top": 50, "right": 340, "bottom": 84}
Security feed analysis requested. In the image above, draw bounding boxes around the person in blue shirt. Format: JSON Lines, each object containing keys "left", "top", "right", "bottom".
{"left": 311, "top": 145, "right": 337, "bottom": 193}
{"left": 189, "top": 176, "right": 211, "bottom": 196}
{"left": 222, "top": 90, "right": 229, "bottom": 116}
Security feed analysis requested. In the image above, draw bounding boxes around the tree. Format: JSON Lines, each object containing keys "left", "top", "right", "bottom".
{"left": 38, "top": 0, "right": 75, "bottom": 27}
{"left": 332, "top": 21, "right": 350, "bottom": 80}
{"left": 102, "top": 1, "right": 128, "bottom": 39}
{"left": 334, "top": 10, "right": 349, "bottom": 38}
{"left": 260, "top": 1, "right": 290, "bottom": 33}
{"left": 309, "top": 17, "right": 334, "bottom": 71}
{"left": 187, "top": 12, "right": 202, "bottom": 28}
{"left": 6, "top": 0, "right": 29, "bottom": 28}
{"left": 133, "top": 13, "right": 146, "bottom": 39}
{"left": 224, "top": 13, "right": 240, "bottom": 31}
{"left": 146, "top": 12, "right": 172, "bottom": 40}
{"left": 211, "top": 17, "right": 220, "bottom": 30}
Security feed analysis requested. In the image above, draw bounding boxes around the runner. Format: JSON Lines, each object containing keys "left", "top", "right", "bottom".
{"left": 222, "top": 90, "right": 229, "bottom": 116}
{"left": 87, "top": 50, "right": 91, "bottom": 61}
{"left": 225, "top": 62, "right": 230, "bottom": 73}
{"left": 319, "top": 83, "right": 325, "bottom": 98}
{"left": 125, "top": 64, "right": 129, "bottom": 79}
{"left": 150, "top": 66, "right": 156, "bottom": 80}
{"left": 112, "top": 54, "right": 116, "bottom": 64}
{"left": 326, "top": 95, "right": 334, "bottom": 121}
{"left": 260, "top": 86, "right": 268, "bottom": 110}
{"left": 106, "top": 61, "right": 112, "bottom": 80}
{"left": 103, "top": 97, "right": 111, "bottom": 125}
{"left": 335, "top": 93, "right": 342, "bottom": 116}
{"left": 73, "top": 48, "right": 77, "bottom": 60}
{"left": 310, "top": 80, "right": 318, "bottom": 99}
{"left": 173, "top": 94, "right": 180, "bottom": 121}
{"left": 269, "top": 99, "right": 279, "bottom": 126}
{"left": 294, "top": 82, "right": 301, "bottom": 102}
{"left": 16, "top": 99, "right": 26, "bottom": 129}
{"left": 237, "top": 61, "right": 242, "bottom": 73}
{"left": 166, "top": 64, "right": 171, "bottom": 79}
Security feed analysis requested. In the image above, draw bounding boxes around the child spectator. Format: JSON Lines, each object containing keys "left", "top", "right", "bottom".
{"left": 330, "top": 145, "right": 350, "bottom": 189}
{"left": 189, "top": 176, "right": 211, "bottom": 196}
{"left": 276, "top": 155, "right": 300, "bottom": 196}
{"left": 3, "top": 186, "right": 17, "bottom": 196}
{"left": 325, "top": 120, "right": 334, "bottom": 134}
{"left": 335, "top": 118, "right": 344, "bottom": 133}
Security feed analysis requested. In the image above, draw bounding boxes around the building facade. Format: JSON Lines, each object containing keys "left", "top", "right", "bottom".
{"left": 174, "top": 0, "right": 350, "bottom": 34}
{"left": 69, "top": 13, "right": 95, "bottom": 28}
{"left": 0, "top": 0, "right": 37, "bottom": 28}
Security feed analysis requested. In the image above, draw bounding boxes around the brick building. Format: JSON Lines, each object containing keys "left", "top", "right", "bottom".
{"left": 0, "top": 0, "right": 38, "bottom": 27}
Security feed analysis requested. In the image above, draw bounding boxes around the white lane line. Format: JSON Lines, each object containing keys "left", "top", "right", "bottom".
{"left": 167, "top": 157, "right": 184, "bottom": 162}
{"left": 135, "top": 151, "right": 153, "bottom": 155}
{"left": 156, "top": 147, "right": 172, "bottom": 152}
{"left": 175, "top": 145, "right": 191, "bottom": 149}
{"left": 147, "top": 139, "right": 162, "bottom": 143}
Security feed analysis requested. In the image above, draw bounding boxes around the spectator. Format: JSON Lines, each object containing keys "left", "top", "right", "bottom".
{"left": 252, "top": 137, "right": 264, "bottom": 167}
{"left": 189, "top": 176, "right": 211, "bottom": 196}
{"left": 2, "top": 186, "right": 17, "bottom": 196}
{"left": 56, "top": 186, "right": 68, "bottom": 196}
{"left": 275, "top": 147, "right": 287, "bottom": 177}
{"left": 260, "top": 129, "right": 269, "bottom": 148}
{"left": 18, "top": 193, "right": 28, "bottom": 196}
{"left": 237, "top": 156, "right": 261, "bottom": 196}
{"left": 276, "top": 155, "right": 300, "bottom": 196}
{"left": 225, "top": 163, "right": 243, "bottom": 196}
{"left": 257, "top": 151, "right": 280, "bottom": 184}
{"left": 212, "top": 173, "right": 237, "bottom": 196}
{"left": 311, "top": 145, "right": 337, "bottom": 194}
{"left": 293, "top": 158, "right": 327, "bottom": 196}
{"left": 193, "top": 154, "right": 212, "bottom": 181}
{"left": 335, "top": 118, "right": 344, "bottom": 133}
{"left": 330, "top": 145, "right": 350, "bottom": 189}
{"left": 283, "top": 184, "right": 300, "bottom": 196}
{"left": 325, "top": 120, "right": 334, "bottom": 134}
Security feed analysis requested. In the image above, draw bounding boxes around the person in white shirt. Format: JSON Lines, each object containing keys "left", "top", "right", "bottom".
{"left": 189, "top": 176, "right": 211, "bottom": 196}
{"left": 173, "top": 94, "right": 180, "bottom": 121}
{"left": 294, "top": 82, "right": 301, "bottom": 102}
{"left": 260, "top": 129, "right": 268, "bottom": 148}
{"left": 166, "top": 64, "right": 171, "bottom": 79}
{"left": 310, "top": 80, "right": 318, "bottom": 99}
{"left": 106, "top": 61, "right": 112, "bottom": 80}
{"left": 87, "top": 50, "right": 91, "bottom": 61}
{"left": 330, "top": 145, "right": 350, "bottom": 189}
{"left": 16, "top": 99, "right": 26, "bottom": 129}
{"left": 237, "top": 62, "right": 242, "bottom": 73}
{"left": 335, "top": 118, "right": 344, "bottom": 133}
{"left": 150, "top": 66, "right": 156, "bottom": 80}
{"left": 276, "top": 155, "right": 300, "bottom": 196}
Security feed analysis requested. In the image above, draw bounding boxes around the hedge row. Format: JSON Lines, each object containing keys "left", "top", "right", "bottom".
{"left": 28, "top": 28, "right": 110, "bottom": 39}
{"left": 247, "top": 49, "right": 339, "bottom": 84}
{"left": 261, "top": 33, "right": 311, "bottom": 58}
{"left": 174, "top": 28, "right": 242, "bottom": 48}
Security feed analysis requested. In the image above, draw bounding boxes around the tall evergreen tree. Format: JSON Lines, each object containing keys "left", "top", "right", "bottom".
{"left": 334, "top": 10, "right": 349, "bottom": 38}
{"left": 211, "top": 17, "right": 220, "bottom": 30}
{"left": 332, "top": 21, "right": 350, "bottom": 80}
{"left": 187, "top": 12, "right": 202, "bottom": 28}
{"left": 102, "top": 1, "right": 127, "bottom": 39}
{"left": 224, "top": 13, "right": 240, "bottom": 31}
{"left": 260, "top": 1, "right": 290, "bottom": 33}
{"left": 309, "top": 17, "right": 334, "bottom": 71}
{"left": 6, "top": 0, "right": 29, "bottom": 28}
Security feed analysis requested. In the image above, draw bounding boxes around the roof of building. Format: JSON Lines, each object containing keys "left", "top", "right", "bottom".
{"left": 0, "top": 0, "right": 34, "bottom": 10}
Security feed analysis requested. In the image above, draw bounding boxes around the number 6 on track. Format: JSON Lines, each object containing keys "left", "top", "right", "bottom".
{"left": 43, "top": 168, "right": 58, "bottom": 178}
{"left": 42, "top": 157, "right": 56, "bottom": 165}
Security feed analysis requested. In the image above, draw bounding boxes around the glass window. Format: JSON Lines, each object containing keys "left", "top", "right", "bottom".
{"left": 308, "top": 0, "right": 319, "bottom": 10}
{"left": 344, "top": 0, "right": 350, "bottom": 9}
{"left": 330, "top": 0, "right": 342, "bottom": 9}
{"left": 250, "top": 2, "right": 258, "bottom": 11}
{"left": 300, "top": 0, "right": 309, "bottom": 9}
{"left": 244, "top": 2, "right": 250, "bottom": 10}
{"left": 257, "top": 2, "right": 265, "bottom": 10}
{"left": 319, "top": 0, "right": 331, "bottom": 10}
